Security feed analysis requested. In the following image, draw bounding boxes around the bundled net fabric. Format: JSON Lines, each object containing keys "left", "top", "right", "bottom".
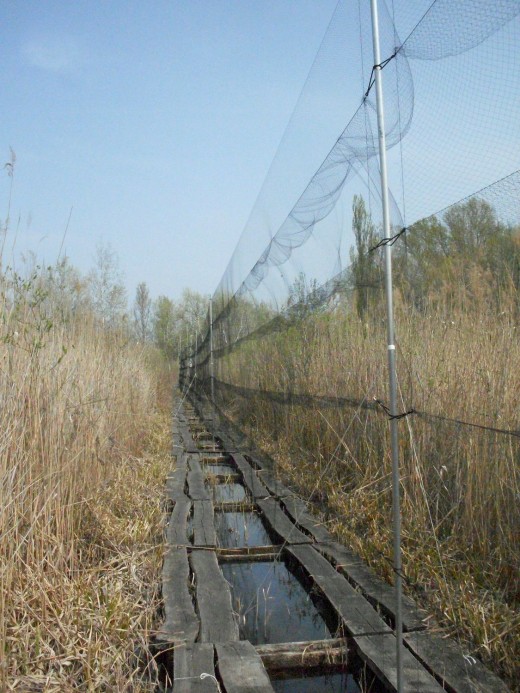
{"left": 180, "top": 1, "right": 520, "bottom": 673}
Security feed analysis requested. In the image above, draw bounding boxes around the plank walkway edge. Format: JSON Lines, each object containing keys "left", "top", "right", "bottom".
{"left": 173, "top": 643, "right": 219, "bottom": 692}
{"left": 256, "top": 497, "right": 312, "bottom": 545}
{"left": 166, "top": 497, "right": 191, "bottom": 546}
{"left": 190, "top": 549, "right": 239, "bottom": 644}
{"left": 216, "top": 642, "right": 275, "bottom": 693}
{"left": 314, "top": 540, "right": 428, "bottom": 633}
{"left": 353, "top": 632, "right": 445, "bottom": 692}
{"left": 167, "top": 397, "right": 511, "bottom": 693}
{"left": 160, "top": 546, "right": 199, "bottom": 644}
{"left": 403, "top": 630, "right": 511, "bottom": 693}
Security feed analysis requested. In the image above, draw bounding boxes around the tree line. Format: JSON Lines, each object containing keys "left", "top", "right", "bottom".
{"left": 349, "top": 193, "right": 520, "bottom": 316}
{"left": 0, "top": 241, "right": 207, "bottom": 361}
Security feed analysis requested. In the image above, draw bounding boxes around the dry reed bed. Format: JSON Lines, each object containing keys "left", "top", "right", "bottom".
{"left": 1, "top": 296, "right": 171, "bottom": 691}
{"left": 218, "top": 293, "right": 520, "bottom": 688}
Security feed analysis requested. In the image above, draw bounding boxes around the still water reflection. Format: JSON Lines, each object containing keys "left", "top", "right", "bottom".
{"left": 272, "top": 669, "right": 360, "bottom": 693}
{"left": 216, "top": 511, "right": 273, "bottom": 548}
{"left": 221, "top": 561, "right": 333, "bottom": 645}
{"left": 211, "top": 483, "right": 247, "bottom": 503}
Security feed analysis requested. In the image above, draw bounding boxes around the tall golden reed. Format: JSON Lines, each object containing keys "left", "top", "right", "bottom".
{"left": 0, "top": 274, "right": 169, "bottom": 690}
{"left": 218, "top": 280, "right": 520, "bottom": 686}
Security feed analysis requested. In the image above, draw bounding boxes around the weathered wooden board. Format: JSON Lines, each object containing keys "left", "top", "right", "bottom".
{"left": 205, "top": 473, "right": 242, "bottom": 484}
{"left": 218, "top": 545, "right": 281, "bottom": 562}
{"left": 172, "top": 441, "right": 184, "bottom": 455}
{"left": 354, "top": 632, "right": 445, "bottom": 692}
{"left": 188, "top": 457, "right": 210, "bottom": 501}
{"left": 216, "top": 641, "right": 275, "bottom": 693}
{"left": 160, "top": 547, "right": 199, "bottom": 643}
{"left": 173, "top": 643, "right": 219, "bottom": 692}
{"left": 256, "top": 637, "right": 349, "bottom": 669}
{"left": 281, "top": 496, "right": 333, "bottom": 543}
{"left": 212, "top": 427, "right": 237, "bottom": 452}
{"left": 314, "top": 541, "right": 426, "bottom": 633}
{"left": 257, "top": 470, "right": 294, "bottom": 499}
{"left": 199, "top": 456, "right": 231, "bottom": 465}
{"left": 166, "top": 457, "right": 189, "bottom": 501}
{"left": 190, "top": 550, "right": 239, "bottom": 643}
{"left": 404, "top": 630, "right": 510, "bottom": 693}
{"left": 257, "top": 498, "right": 313, "bottom": 545}
{"left": 230, "top": 454, "right": 269, "bottom": 499}
{"left": 192, "top": 500, "right": 217, "bottom": 547}
{"left": 288, "top": 544, "right": 392, "bottom": 637}
{"left": 166, "top": 498, "right": 191, "bottom": 547}
{"left": 171, "top": 419, "right": 184, "bottom": 448}
{"left": 213, "top": 501, "right": 258, "bottom": 513}
{"left": 179, "top": 423, "right": 200, "bottom": 452}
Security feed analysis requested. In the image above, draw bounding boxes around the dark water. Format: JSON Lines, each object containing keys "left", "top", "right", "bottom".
{"left": 272, "top": 668, "right": 360, "bottom": 693}
{"left": 211, "top": 483, "right": 247, "bottom": 503}
{"left": 221, "top": 561, "right": 336, "bottom": 645}
{"left": 215, "top": 511, "right": 273, "bottom": 548}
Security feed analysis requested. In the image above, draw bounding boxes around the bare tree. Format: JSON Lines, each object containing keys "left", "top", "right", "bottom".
{"left": 87, "top": 242, "right": 127, "bottom": 325}
{"left": 133, "top": 282, "right": 151, "bottom": 342}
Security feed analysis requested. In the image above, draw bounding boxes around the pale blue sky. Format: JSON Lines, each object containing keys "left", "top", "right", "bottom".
{"left": 2, "top": 1, "right": 518, "bottom": 308}
{"left": 0, "top": 0, "right": 338, "bottom": 301}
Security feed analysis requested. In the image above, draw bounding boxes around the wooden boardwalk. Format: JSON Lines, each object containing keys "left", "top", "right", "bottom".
{"left": 154, "top": 398, "right": 510, "bottom": 692}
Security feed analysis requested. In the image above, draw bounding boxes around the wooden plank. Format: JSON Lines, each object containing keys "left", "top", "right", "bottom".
{"left": 211, "top": 427, "right": 236, "bottom": 452}
{"left": 246, "top": 452, "right": 271, "bottom": 472}
{"left": 354, "top": 632, "right": 445, "bottom": 692}
{"left": 192, "top": 500, "right": 216, "bottom": 547}
{"left": 282, "top": 496, "right": 333, "bottom": 543}
{"left": 188, "top": 457, "right": 210, "bottom": 501}
{"left": 199, "top": 455, "right": 230, "bottom": 464}
{"left": 172, "top": 441, "right": 184, "bottom": 455}
{"left": 166, "top": 498, "right": 191, "bottom": 547}
{"left": 216, "top": 641, "right": 275, "bottom": 693}
{"left": 257, "top": 470, "right": 294, "bottom": 498}
{"left": 213, "top": 501, "right": 258, "bottom": 513}
{"left": 231, "top": 453, "right": 270, "bottom": 499}
{"left": 314, "top": 541, "right": 426, "bottom": 632}
{"left": 179, "top": 423, "right": 198, "bottom": 451}
{"left": 166, "top": 458, "right": 189, "bottom": 501}
{"left": 404, "top": 630, "right": 510, "bottom": 693}
{"left": 160, "top": 547, "right": 199, "bottom": 643}
{"left": 257, "top": 498, "right": 312, "bottom": 545}
{"left": 205, "top": 473, "right": 242, "bottom": 484}
{"left": 288, "top": 544, "right": 392, "bottom": 636}
{"left": 173, "top": 643, "right": 219, "bottom": 692}
{"left": 218, "top": 545, "right": 281, "bottom": 562}
{"left": 256, "top": 637, "right": 349, "bottom": 669}
{"left": 190, "top": 550, "right": 239, "bottom": 643}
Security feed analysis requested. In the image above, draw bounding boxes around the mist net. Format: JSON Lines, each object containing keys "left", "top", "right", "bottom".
{"left": 180, "top": 0, "right": 520, "bottom": 648}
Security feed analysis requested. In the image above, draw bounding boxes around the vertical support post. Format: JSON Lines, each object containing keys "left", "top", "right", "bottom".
{"left": 370, "top": 1, "right": 403, "bottom": 691}
{"left": 195, "top": 330, "right": 198, "bottom": 384}
{"left": 209, "top": 296, "right": 215, "bottom": 405}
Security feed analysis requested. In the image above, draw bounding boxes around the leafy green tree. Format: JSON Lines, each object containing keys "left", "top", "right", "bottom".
{"left": 177, "top": 288, "right": 207, "bottom": 340}
{"left": 393, "top": 215, "right": 450, "bottom": 308}
{"left": 394, "top": 197, "right": 520, "bottom": 310}
{"left": 287, "top": 272, "right": 322, "bottom": 319}
{"left": 349, "top": 195, "right": 380, "bottom": 317}
{"left": 153, "top": 296, "right": 176, "bottom": 360}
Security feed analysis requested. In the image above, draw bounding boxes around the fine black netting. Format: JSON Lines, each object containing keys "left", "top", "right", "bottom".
{"left": 184, "top": 0, "right": 520, "bottom": 372}
{"left": 180, "top": 1, "right": 520, "bottom": 658}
